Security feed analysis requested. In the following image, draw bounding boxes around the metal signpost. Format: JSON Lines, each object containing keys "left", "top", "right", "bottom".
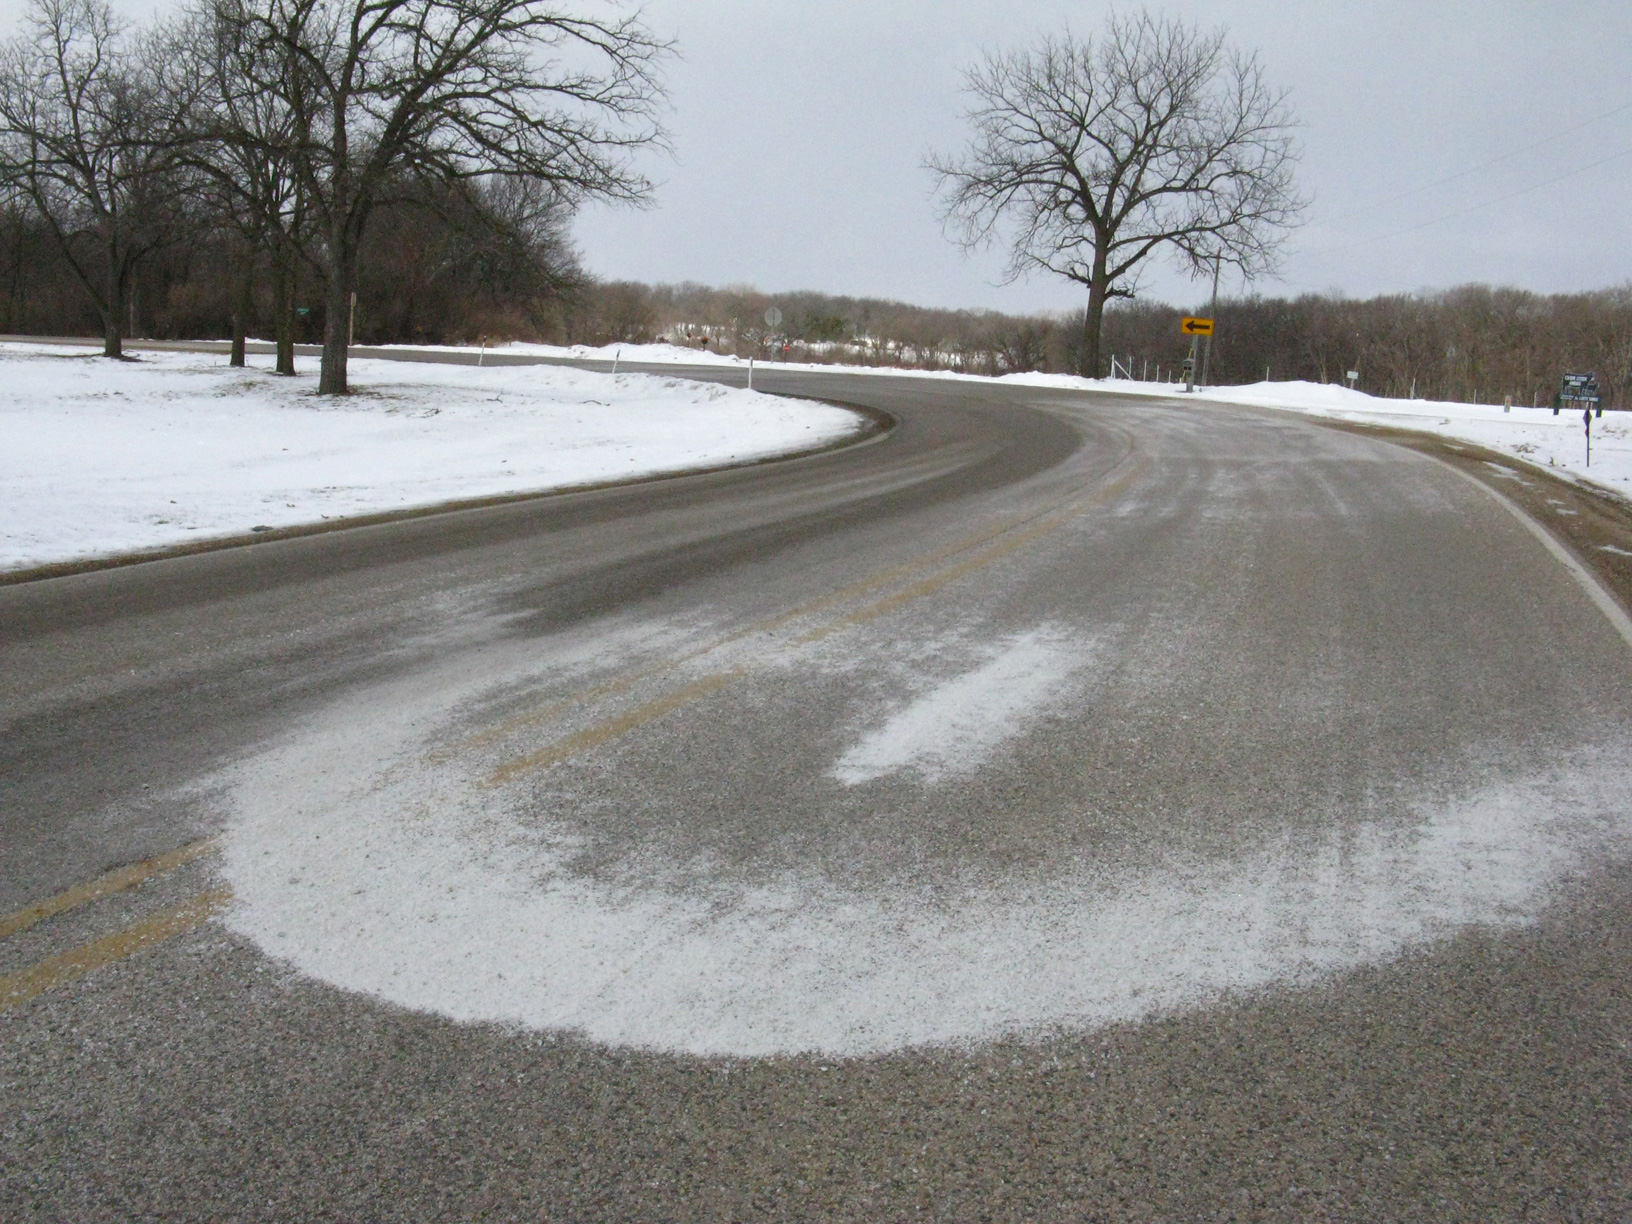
{"left": 1179, "top": 317, "right": 1213, "bottom": 392}
{"left": 1555, "top": 373, "right": 1603, "bottom": 467}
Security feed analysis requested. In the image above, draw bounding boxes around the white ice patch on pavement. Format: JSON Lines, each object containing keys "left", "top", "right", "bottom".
{"left": 213, "top": 647, "right": 1632, "bottom": 1059}
{"left": 831, "top": 626, "right": 1082, "bottom": 784}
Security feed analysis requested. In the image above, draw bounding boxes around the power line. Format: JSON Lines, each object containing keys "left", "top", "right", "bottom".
{"left": 1300, "top": 142, "right": 1632, "bottom": 263}
{"left": 1317, "top": 97, "right": 1632, "bottom": 229}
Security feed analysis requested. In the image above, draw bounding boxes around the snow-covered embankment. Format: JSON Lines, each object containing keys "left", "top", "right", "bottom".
{"left": 0, "top": 342, "right": 866, "bottom": 572}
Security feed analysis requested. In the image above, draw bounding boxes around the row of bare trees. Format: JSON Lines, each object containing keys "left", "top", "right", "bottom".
{"left": 2, "top": 182, "right": 1625, "bottom": 408}
{"left": 555, "top": 279, "right": 1630, "bottom": 409}
{"left": 1138, "top": 285, "right": 1632, "bottom": 408}
{"left": 0, "top": 0, "right": 665, "bottom": 391}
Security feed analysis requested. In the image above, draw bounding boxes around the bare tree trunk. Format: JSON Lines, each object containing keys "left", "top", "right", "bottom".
{"left": 103, "top": 232, "right": 123, "bottom": 358}
{"left": 1077, "top": 239, "right": 1112, "bottom": 378}
{"left": 272, "top": 243, "right": 295, "bottom": 375}
{"left": 1077, "top": 299, "right": 1092, "bottom": 377}
{"left": 1080, "top": 286, "right": 1107, "bottom": 378}
{"left": 230, "top": 244, "right": 251, "bottom": 367}
{"left": 319, "top": 250, "right": 351, "bottom": 393}
{"left": 4, "top": 219, "right": 25, "bottom": 331}
{"left": 318, "top": 195, "right": 353, "bottom": 393}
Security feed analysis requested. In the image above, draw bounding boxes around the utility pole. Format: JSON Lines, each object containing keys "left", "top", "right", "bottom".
{"left": 1200, "top": 258, "right": 1221, "bottom": 388}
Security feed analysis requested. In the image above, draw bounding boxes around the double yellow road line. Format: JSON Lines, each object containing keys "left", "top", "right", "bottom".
{"left": 477, "top": 454, "right": 1147, "bottom": 788}
{"left": 3, "top": 449, "right": 1147, "bottom": 1012}
{"left": 0, "top": 839, "right": 225, "bottom": 1013}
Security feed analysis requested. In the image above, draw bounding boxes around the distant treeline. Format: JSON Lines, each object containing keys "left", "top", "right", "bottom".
{"left": 596, "top": 281, "right": 1632, "bottom": 410}
{"left": 2, "top": 199, "right": 1626, "bottom": 407}
{"left": 0, "top": 183, "right": 582, "bottom": 351}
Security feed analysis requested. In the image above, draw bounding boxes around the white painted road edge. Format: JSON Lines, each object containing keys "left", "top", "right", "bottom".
{"left": 1437, "top": 457, "right": 1632, "bottom": 653}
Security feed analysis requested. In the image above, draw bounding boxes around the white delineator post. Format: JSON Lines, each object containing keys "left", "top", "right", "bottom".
{"left": 748, "top": 356, "right": 754, "bottom": 391}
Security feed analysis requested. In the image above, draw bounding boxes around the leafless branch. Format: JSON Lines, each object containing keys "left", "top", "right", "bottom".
{"left": 927, "top": 10, "right": 1305, "bottom": 374}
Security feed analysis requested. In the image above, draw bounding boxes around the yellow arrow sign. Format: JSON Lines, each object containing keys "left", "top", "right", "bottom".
{"left": 1181, "top": 317, "right": 1214, "bottom": 336}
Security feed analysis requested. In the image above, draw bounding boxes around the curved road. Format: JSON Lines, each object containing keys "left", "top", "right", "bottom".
{"left": 4, "top": 359, "right": 1632, "bottom": 1219}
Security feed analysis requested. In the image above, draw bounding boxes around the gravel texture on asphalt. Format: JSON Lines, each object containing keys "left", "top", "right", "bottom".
{"left": 3, "top": 360, "right": 1631, "bottom": 1220}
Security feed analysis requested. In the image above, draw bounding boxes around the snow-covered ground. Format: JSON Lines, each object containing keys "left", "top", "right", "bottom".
{"left": 0, "top": 342, "right": 864, "bottom": 572}
{"left": 5, "top": 336, "right": 1624, "bottom": 573}
{"left": 1010, "top": 373, "right": 1632, "bottom": 495}
{"left": 473, "top": 340, "right": 1632, "bottom": 496}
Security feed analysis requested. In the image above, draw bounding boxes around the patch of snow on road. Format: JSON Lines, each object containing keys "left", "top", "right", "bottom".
{"left": 0, "top": 342, "right": 862, "bottom": 571}
{"left": 213, "top": 637, "right": 1632, "bottom": 1059}
{"left": 831, "top": 626, "right": 1083, "bottom": 784}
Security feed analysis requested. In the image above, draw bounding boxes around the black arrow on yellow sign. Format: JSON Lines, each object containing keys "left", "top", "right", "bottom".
{"left": 1180, "top": 317, "right": 1214, "bottom": 336}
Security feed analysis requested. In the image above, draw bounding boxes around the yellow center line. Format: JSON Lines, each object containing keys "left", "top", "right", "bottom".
{"left": 447, "top": 488, "right": 1115, "bottom": 759}
{"left": 479, "top": 454, "right": 1149, "bottom": 785}
{"left": 798, "top": 508, "right": 1084, "bottom": 643}
{"left": 0, "top": 888, "right": 232, "bottom": 1013}
{"left": 0, "top": 837, "right": 218, "bottom": 942}
{"left": 799, "top": 458, "right": 1147, "bottom": 642}
{"left": 433, "top": 669, "right": 652, "bottom": 761}
{"left": 484, "top": 671, "right": 741, "bottom": 788}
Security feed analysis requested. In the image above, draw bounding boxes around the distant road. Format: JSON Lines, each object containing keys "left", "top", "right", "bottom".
{"left": 4, "top": 348, "right": 1632, "bottom": 1219}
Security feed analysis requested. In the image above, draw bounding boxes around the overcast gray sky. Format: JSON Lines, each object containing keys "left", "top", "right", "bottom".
{"left": 7, "top": 0, "right": 1627, "bottom": 314}
{"left": 568, "top": 0, "right": 1632, "bottom": 314}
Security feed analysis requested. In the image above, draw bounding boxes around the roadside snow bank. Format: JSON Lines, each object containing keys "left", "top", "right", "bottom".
{"left": 457, "top": 341, "right": 1631, "bottom": 496}
{"left": 1184, "top": 378, "right": 1632, "bottom": 493}
{"left": 977, "top": 372, "right": 1631, "bottom": 494}
{"left": 0, "top": 342, "right": 864, "bottom": 572}
{"left": 980, "top": 370, "right": 1630, "bottom": 492}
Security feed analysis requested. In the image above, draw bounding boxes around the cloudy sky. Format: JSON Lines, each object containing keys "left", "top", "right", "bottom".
{"left": 569, "top": 0, "right": 1632, "bottom": 314}
{"left": 5, "top": 0, "right": 1625, "bottom": 314}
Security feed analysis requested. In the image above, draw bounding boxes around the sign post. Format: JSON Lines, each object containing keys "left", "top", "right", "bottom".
{"left": 1555, "top": 374, "right": 1603, "bottom": 466}
{"left": 1555, "top": 373, "right": 1601, "bottom": 416}
{"left": 1180, "top": 318, "right": 1213, "bottom": 393}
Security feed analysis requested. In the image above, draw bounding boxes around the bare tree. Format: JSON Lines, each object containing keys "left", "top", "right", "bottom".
{"left": 928, "top": 11, "right": 1304, "bottom": 376}
{"left": 220, "top": 0, "right": 666, "bottom": 393}
{"left": 354, "top": 172, "right": 585, "bottom": 342}
{"left": 0, "top": 0, "right": 196, "bottom": 356}
{"left": 179, "top": 0, "right": 314, "bottom": 373}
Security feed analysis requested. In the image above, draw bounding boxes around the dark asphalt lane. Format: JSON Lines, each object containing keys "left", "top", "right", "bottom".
{"left": 4, "top": 354, "right": 1632, "bottom": 1220}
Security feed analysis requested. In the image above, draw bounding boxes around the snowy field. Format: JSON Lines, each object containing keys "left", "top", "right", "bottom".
{"left": 1042, "top": 373, "right": 1632, "bottom": 495}
{"left": 0, "top": 342, "right": 864, "bottom": 572}
{"left": 480, "top": 339, "right": 1632, "bottom": 497}
{"left": 5, "top": 336, "right": 1625, "bottom": 574}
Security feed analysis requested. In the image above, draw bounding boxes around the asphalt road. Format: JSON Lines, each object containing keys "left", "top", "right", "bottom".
{"left": 4, "top": 355, "right": 1632, "bottom": 1220}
